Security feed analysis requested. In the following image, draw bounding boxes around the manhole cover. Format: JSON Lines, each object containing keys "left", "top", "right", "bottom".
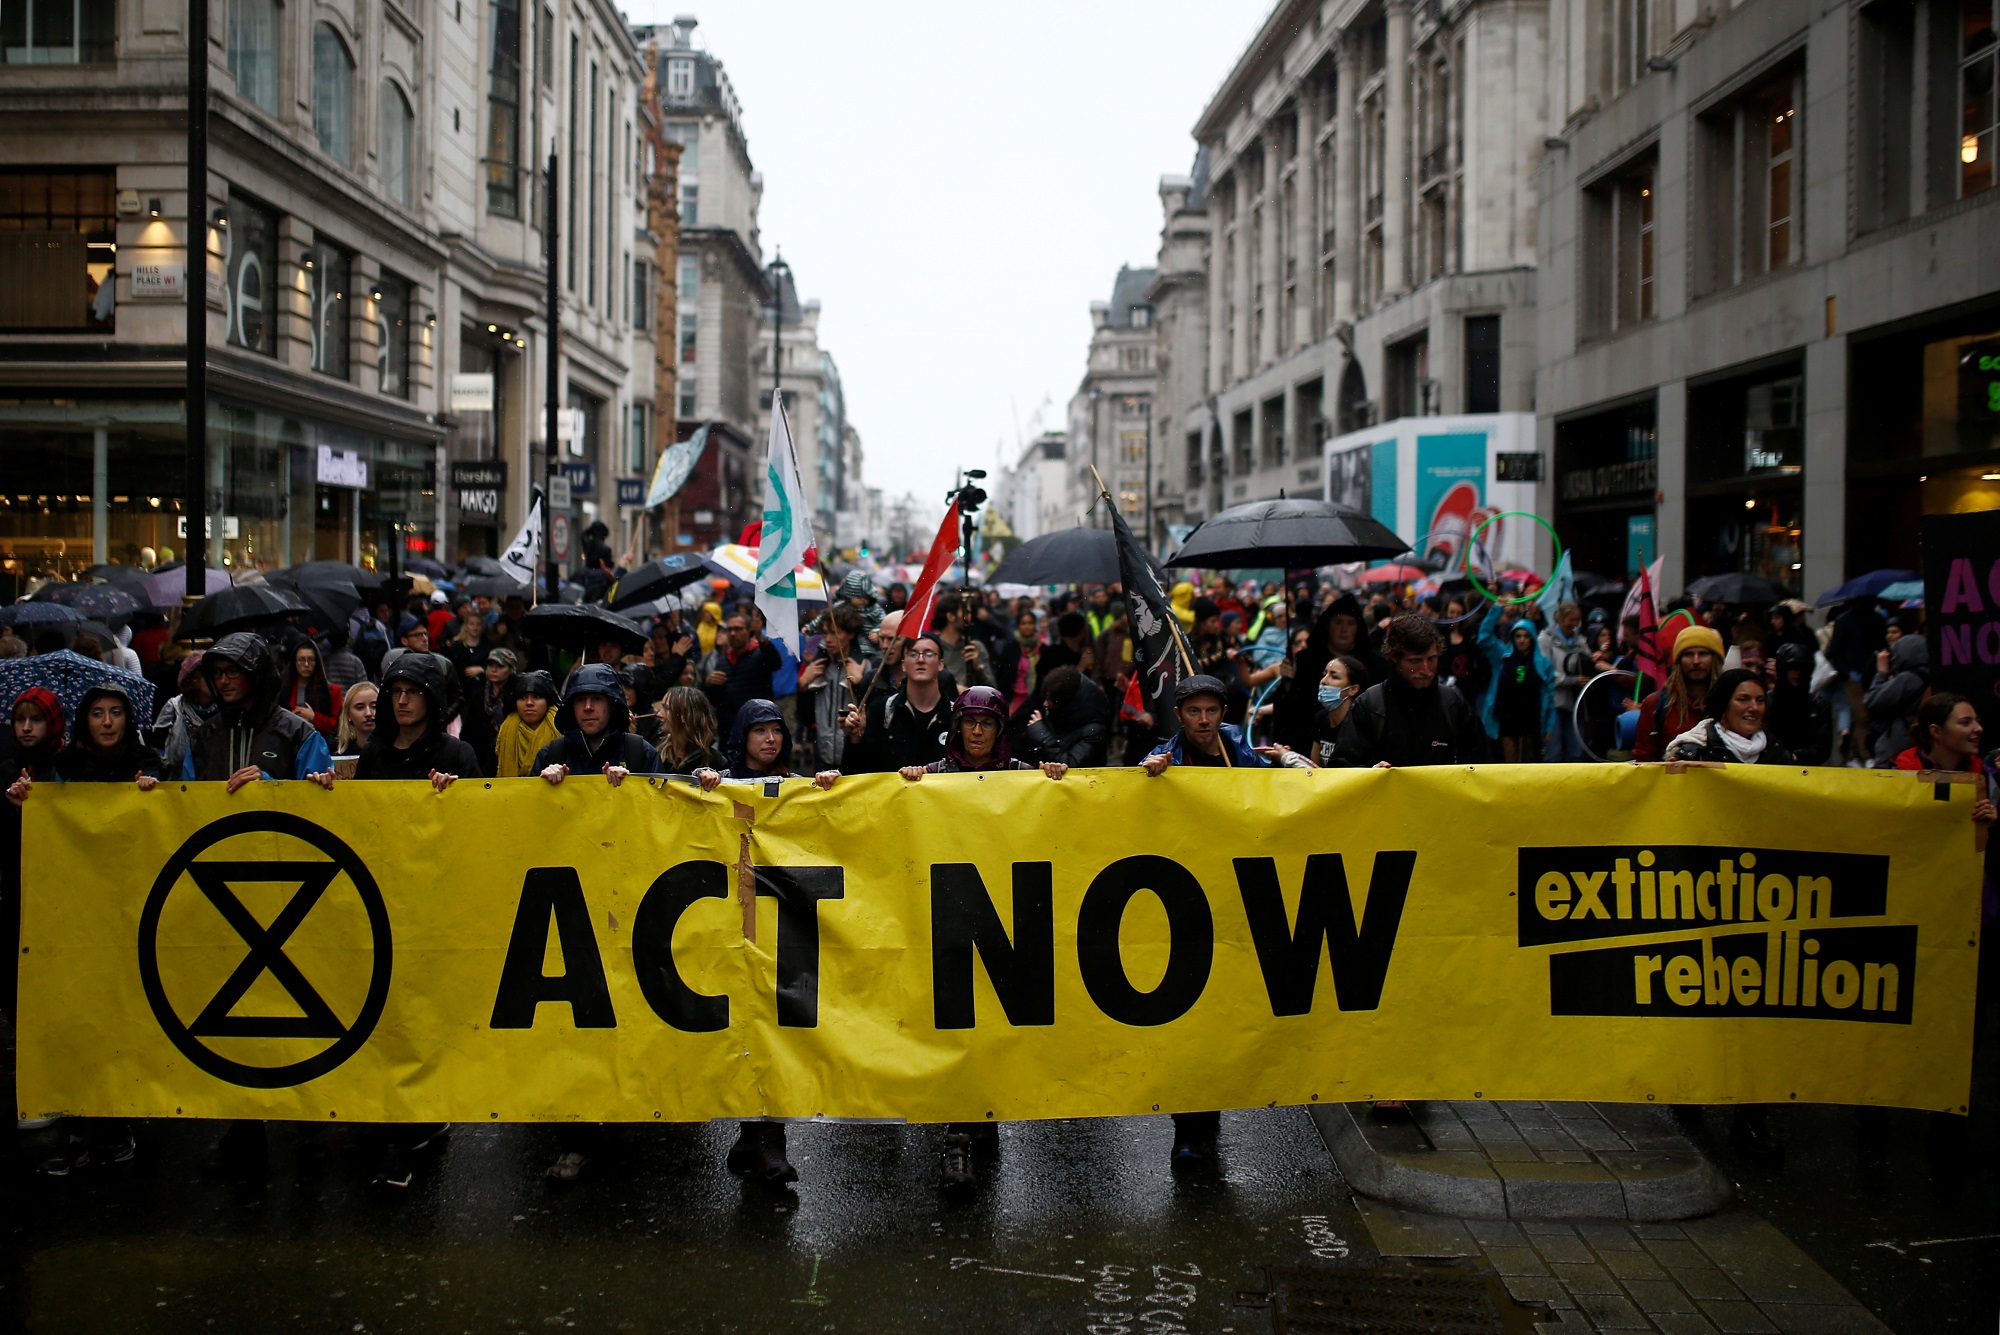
{"left": 1263, "top": 1264, "right": 1540, "bottom": 1335}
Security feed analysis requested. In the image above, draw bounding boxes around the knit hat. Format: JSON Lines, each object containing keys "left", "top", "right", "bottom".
{"left": 1672, "top": 625, "right": 1726, "bottom": 663}
{"left": 1192, "top": 596, "right": 1222, "bottom": 624}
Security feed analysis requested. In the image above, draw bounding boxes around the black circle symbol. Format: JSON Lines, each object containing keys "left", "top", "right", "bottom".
{"left": 137, "top": 811, "right": 392, "bottom": 1089}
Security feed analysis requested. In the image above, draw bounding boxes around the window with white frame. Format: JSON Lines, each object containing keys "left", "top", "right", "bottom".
{"left": 1, "top": 0, "right": 114, "bottom": 63}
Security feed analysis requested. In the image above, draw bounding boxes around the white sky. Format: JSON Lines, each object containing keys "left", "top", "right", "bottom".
{"left": 624, "top": 0, "right": 1275, "bottom": 511}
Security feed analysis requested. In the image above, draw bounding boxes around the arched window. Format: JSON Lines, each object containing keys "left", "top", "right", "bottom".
{"left": 227, "top": 0, "right": 278, "bottom": 112}
{"left": 380, "top": 80, "right": 413, "bottom": 206}
{"left": 312, "top": 22, "right": 355, "bottom": 165}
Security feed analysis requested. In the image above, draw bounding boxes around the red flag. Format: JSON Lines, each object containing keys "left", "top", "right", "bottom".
{"left": 899, "top": 500, "right": 961, "bottom": 637}
{"left": 1621, "top": 564, "right": 1665, "bottom": 693}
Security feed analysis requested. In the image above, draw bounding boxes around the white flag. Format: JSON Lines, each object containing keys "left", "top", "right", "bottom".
{"left": 756, "top": 391, "right": 815, "bottom": 654}
{"left": 499, "top": 490, "right": 544, "bottom": 595}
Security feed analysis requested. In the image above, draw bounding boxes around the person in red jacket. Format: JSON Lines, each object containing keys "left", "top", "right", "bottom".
{"left": 1631, "top": 625, "right": 1723, "bottom": 761}
{"left": 280, "top": 639, "right": 345, "bottom": 740}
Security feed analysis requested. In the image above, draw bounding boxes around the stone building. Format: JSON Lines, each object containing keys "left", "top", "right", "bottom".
{"left": 634, "top": 14, "right": 762, "bottom": 552}
{"left": 0, "top": 0, "right": 646, "bottom": 583}
{"left": 1158, "top": 0, "right": 1548, "bottom": 549}
{"left": 1067, "top": 267, "right": 1159, "bottom": 536}
{"left": 752, "top": 265, "right": 829, "bottom": 537}
{"left": 1535, "top": 0, "right": 2000, "bottom": 593}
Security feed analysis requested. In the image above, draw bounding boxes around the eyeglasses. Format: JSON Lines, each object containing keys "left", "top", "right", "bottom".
{"left": 905, "top": 649, "right": 941, "bottom": 661}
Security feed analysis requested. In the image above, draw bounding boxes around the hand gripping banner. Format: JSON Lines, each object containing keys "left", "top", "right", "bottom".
{"left": 15, "top": 765, "right": 1981, "bottom": 1123}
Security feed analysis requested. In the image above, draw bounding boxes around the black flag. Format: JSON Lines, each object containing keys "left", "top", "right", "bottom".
{"left": 1104, "top": 502, "right": 1191, "bottom": 728}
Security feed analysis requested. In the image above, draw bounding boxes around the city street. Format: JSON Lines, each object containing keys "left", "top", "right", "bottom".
{"left": 8, "top": 1032, "right": 1996, "bottom": 1335}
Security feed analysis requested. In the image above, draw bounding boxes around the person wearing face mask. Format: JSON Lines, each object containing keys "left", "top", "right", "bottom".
{"left": 1309, "top": 654, "right": 1371, "bottom": 767}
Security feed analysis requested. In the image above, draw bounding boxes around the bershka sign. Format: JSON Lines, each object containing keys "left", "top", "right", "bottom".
{"left": 16, "top": 766, "right": 1978, "bottom": 1123}
{"left": 450, "top": 461, "right": 508, "bottom": 519}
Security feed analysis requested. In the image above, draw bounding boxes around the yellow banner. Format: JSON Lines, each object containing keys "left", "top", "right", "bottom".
{"left": 16, "top": 764, "right": 1981, "bottom": 1122}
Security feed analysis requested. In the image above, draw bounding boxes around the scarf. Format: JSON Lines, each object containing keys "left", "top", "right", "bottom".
{"left": 1667, "top": 720, "right": 1766, "bottom": 764}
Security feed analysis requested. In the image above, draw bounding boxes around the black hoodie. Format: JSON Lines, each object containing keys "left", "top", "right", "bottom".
{"left": 185, "top": 631, "right": 326, "bottom": 781}
{"left": 355, "top": 652, "right": 484, "bottom": 780}
{"left": 55, "top": 682, "right": 163, "bottom": 783}
{"left": 532, "top": 662, "right": 661, "bottom": 775}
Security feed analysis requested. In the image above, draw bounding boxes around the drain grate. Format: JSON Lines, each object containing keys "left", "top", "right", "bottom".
{"left": 1263, "top": 1264, "right": 1533, "bottom": 1335}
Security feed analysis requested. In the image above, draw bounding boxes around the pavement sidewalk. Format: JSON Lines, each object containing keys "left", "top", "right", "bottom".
{"left": 1312, "top": 1099, "right": 1735, "bottom": 1221}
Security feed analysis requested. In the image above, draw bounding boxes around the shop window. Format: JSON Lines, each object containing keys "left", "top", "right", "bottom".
{"left": 1692, "top": 66, "right": 1801, "bottom": 298}
{"left": 307, "top": 240, "right": 353, "bottom": 380}
{"left": 1686, "top": 364, "right": 1805, "bottom": 591}
{"left": 381, "top": 81, "right": 414, "bottom": 207}
{"left": 375, "top": 271, "right": 411, "bottom": 399}
{"left": 0, "top": 169, "right": 116, "bottom": 331}
{"left": 1582, "top": 151, "right": 1656, "bottom": 337}
{"left": 222, "top": 191, "right": 278, "bottom": 355}
{"left": 0, "top": 0, "right": 114, "bottom": 63}
{"left": 486, "top": 0, "right": 520, "bottom": 217}
{"left": 227, "top": 0, "right": 278, "bottom": 109}
{"left": 1553, "top": 397, "right": 1659, "bottom": 580}
{"left": 1965, "top": 0, "right": 1999, "bottom": 197}
{"left": 312, "top": 23, "right": 355, "bottom": 166}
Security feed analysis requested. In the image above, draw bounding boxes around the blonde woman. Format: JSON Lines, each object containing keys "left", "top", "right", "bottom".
{"left": 334, "top": 681, "right": 379, "bottom": 755}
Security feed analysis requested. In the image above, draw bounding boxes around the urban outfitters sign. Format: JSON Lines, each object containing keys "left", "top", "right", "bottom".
{"left": 15, "top": 766, "right": 1979, "bottom": 1123}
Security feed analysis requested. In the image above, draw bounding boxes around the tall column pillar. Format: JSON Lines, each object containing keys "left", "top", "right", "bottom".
{"left": 1232, "top": 182, "right": 1252, "bottom": 380}
{"left": 1383, "top": 0, "right": 1412, "bottom": 299}
{"left": 1295, "top": 90, "right": 1319, "bottom": 349}
{"left": 1260, "top": 126, "right": 1284, "bottom": 368}
{"left": 1333, "top": 38, "right": 1360, "bottom": 324}
{"left": 1207, "top": 175, "right": 1229, "bottom": 395}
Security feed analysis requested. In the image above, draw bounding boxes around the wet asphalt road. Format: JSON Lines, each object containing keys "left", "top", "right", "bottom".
{"left": 5, "top": 1108, "right": 1379, "bottom": 1335}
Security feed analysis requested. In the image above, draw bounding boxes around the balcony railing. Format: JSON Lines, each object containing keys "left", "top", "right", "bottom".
{"left": 1421, "top": 144, "right": 1451, "bottom": 183}
{"left": 1365, "top": 191, "right": 1384, "bottom": 223}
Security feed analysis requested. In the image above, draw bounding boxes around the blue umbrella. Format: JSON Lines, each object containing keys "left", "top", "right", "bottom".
{"left": 1815, "top": 569, "right": 1920, "bottom": 606}
{"left": 30, "top": 582, "right": 145, "bottom": 620}
{"left": 0, "top": 602, "right": 83, "bottom": 628}
{"left": 0, "top": 649, "right": 156, "bottom": 727}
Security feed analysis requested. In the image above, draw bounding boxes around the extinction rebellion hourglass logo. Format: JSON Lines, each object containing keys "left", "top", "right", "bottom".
{"left": 137, "top": 813, "right": 393, "bottom": 1088}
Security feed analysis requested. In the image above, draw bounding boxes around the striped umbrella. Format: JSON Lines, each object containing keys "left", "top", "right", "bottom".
{"left": 704, "top": 544, "right": 828, "bottom": 602}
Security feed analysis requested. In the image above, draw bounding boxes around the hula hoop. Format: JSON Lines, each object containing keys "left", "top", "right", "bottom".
{"left": 1389, "top": 529, "right": 1499, "bottom": 626}
{"left": 1466, "top": 511, "right": 1563, "bottom": 607}
{"left": 1572, "top": 667, "right": 1638, "bottom": 763}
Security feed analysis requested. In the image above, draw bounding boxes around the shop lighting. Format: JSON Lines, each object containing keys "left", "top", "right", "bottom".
{"left": 147, "top": 198, "right": 162, "bottom": 217}
{"left": 371, "top": 287, "right": 384, "bottom": 301}
{"left": 148, "top": 497, "right": 160, "bottom": 507}
{"left": 1920, "top": 475, "right": 1928, "bottom": 482}
{"left": 424, "top": 311, "right": 437, "bottom": 326}
{"left": 334, "top": 290, "right": 345, "bottom": 301}
{"left": 212, "top": 210, "right": 228, "bottom": 229}
{"left": 301, "top": 253, "right": 316, "bottom": 269}
{"left": 1983, "top": 472, "right": 2000, "bottom": 482}
{"left": 1965, "top": 136, "right": 1982, "bottom": 166}
{"left": 1743, "top": 498, "right": 1756, "bottom": 509}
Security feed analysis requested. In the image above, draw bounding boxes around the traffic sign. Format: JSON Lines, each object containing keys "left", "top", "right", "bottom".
{"left": 550, "top": 512, "right": 573, "bottom": 563}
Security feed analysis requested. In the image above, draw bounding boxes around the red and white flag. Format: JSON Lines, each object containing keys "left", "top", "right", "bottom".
{"left": 1620, "top": 558, "right": 1667, "bottom": 692}
{"left": 900, "top": 500, "right": 961, "bottom": 637}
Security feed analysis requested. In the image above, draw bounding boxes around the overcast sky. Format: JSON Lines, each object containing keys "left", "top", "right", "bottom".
{"left": 625, "top": 0, "right": 1274, "bottom": 514}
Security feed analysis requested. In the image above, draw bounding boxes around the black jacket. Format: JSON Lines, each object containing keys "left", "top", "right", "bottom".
{"left": 1020, "top": 675, "right": 1112, "bottom": 767}
{"left": 701, "top": 638, "right": 780, "bottom": 735}
{"left": 531, "top": 662, "right": 660, "bottom": 775}
{"left": 1332, "top": 674, "right": 1490, "bottom": 768}
{"left": 355, "top": 652, "right": 485, "bottom": 780}
{"left": 186, "top": 632, "right": 322, "bottom": 781}
{"left": 54, "top": 682, "right": 163, "bottom": 782}
{"left": 848, "top": 684, "right": 956, "bottom": 773}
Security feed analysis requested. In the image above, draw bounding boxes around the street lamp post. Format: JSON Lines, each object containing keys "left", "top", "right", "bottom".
{"left": 767, "top": 250, "right": 790, "bottom": 417}
{"left": 1088, "top": 384, "right": 1103, "bottom": 529}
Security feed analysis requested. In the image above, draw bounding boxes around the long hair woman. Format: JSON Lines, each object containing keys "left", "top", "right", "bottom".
{"left": 334, "top": 681, "right": 378, "bottom": 756}
{"left": 655, "top": 685, "right": 724, "bottom": 774}
{"left": 281, "top": 640, "right": 342, "bottom": 739}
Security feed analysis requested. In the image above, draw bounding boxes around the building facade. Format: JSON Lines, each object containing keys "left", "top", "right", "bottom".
{"left": 1158, "top": 0, "right": 1548, "bottom": 555}
{"left": 1067, "top": 267, "right": 1158, "bottom": 535}
{"left": 0, "top": 0, "right": 648, "bottom": 589}
{"left": 1535, "top": 0, "right": 2000, "bottom": 595}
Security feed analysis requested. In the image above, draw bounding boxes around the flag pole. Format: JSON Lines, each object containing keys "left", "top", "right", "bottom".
{"left": 1092, "top": 464, "right": 1194, "bottom": 677}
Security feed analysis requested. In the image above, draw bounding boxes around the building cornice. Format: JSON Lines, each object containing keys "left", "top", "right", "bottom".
{"left": 1191, "top": 0, "right": 1326, "bottom": 142}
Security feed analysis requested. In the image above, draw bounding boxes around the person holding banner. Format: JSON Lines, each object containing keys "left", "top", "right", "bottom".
{"left": 1020, "top": 666, "right": 1113, "bottom": 769}
{"left": 897, "top": 686, "right": 1068, "bottom": 781}
{"left": 1630, "top": 625, "right": 1723, "bottom": 762}
{"left": 536, "top": 665, "right": 663, "bottom": 784}
{"left": 181, "top": 633, "right": 335, "bottom": 789}
{"left": 1140, "top": 675, "right": 1270, "bottom": 773}
{"left": 493, "top": 672, "right": 560, "bottom": 778}
{"left": 1665, "top": 668, "right": 1793, "bottom": 767}
{"left": 352, "top": 654, "right": 481, "bottom": 789}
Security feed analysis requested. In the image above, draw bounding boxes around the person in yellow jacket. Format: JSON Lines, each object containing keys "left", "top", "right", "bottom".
{"left": 493, "top": 671, "right": 560, "bottom": 778}
{"left": 1170, "top": 581, "right": 1197, "bottom": 632}
{"left": 696, "top": 600, "right": 725, "bottom": 656}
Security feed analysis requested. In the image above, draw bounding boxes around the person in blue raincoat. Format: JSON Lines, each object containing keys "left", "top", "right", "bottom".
{"left": 1476, "top": 609, "right": 1557, "bottom": 764}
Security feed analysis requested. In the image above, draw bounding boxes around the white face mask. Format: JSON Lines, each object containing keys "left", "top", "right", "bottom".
{"left": 1317, "top": 684, "right": 1346, "bottom": 710}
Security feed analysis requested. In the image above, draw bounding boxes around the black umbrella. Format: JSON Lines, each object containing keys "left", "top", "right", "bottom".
{"left": 518, "top": 602, "right": 646, "bottom": 655}
{"left": 988, "top": 527, "right": 1121, "bottom": 587}
{"left": 464, "top": 574, "right": 532, "bottom": 599}
{"left": 1686, "top": 572, "right": 1788, "bottom": 606}
{"left": 1165, "top": 498, "right": 1408, "bottom": 571}
{"left": 1572, "top": 571, "right": 1626, "bottom": 599}
{"left": 82, "top": 564, "right": 151, "bottom": 589}
{"left": 404, "top": 557, "right": 451, "bottom": 580}
{"left": 174, "top": 585, "right": 310, "bottom": 641}
{"left": 265, "top": 570, "right": 363, "bottom": 630}
{"left": 608, "top": 554, "right": 712, "bottom": 610}
{"left": 280, "top": 560, "right": 390, "bottom": 593}
{"left": 456, "top": 555, "right": 507, "bottom": 578}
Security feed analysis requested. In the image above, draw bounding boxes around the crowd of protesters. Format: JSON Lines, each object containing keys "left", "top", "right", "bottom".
{"left": 0, "top": 563, "right": 1990, "bottom": 1197}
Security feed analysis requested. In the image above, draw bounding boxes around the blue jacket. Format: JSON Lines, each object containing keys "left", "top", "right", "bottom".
{"left": 1476, "top": 613, "right": 1558, "bottom": 743}
{"left": 1145, "top": 722, "right": 1269, "bottom": 768}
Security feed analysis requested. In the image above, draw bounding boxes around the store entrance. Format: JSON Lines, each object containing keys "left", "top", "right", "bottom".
{"left": 314, "top": 486, "right": 356, "bottom": 562}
